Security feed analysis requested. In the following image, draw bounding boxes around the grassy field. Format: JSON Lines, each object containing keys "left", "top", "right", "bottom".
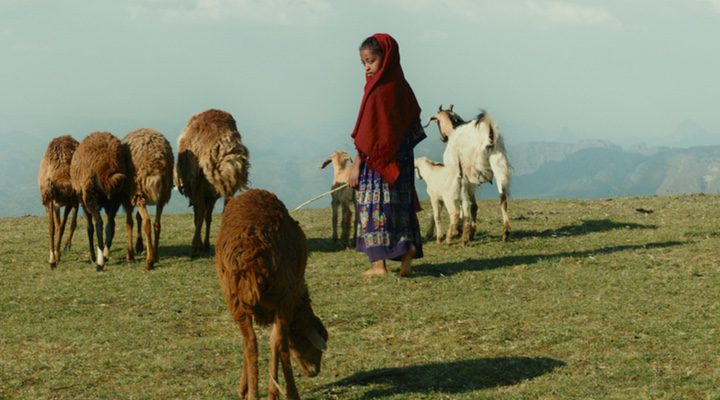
{"left": 1, "top": 194, "right": 719, "bottom": 399}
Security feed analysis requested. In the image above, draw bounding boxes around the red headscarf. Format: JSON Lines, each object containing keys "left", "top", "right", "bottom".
{"left": 351, "top": 33, "right": 421, "bottom": 184}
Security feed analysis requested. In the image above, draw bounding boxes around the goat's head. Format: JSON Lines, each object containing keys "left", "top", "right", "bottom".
{"left": 320, "top": 151, "right": 352, "bottom": 170}
{"left": 288, "top": 293, "right": 328, "bottom": 377}
{"left": 422, "top": 104, "right": 465, "bottom": 143}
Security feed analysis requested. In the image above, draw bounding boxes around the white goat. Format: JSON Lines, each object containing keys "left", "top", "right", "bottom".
{"left": 414, "top": 156, "right": 463, "bottom": 244}
{"left": 320, "top": 151, "right": 356, "bottom": 247}
{"left": 425, "top": 105, "right": 511, "bottom": 242}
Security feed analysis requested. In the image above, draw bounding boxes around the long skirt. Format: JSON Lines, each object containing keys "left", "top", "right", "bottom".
{"left": 355, "top": 139, "right": 424, "bottom": 262}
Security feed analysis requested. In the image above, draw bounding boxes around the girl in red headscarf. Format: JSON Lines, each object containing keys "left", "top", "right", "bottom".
{"left": 348, "top": 33, "right": 426, "bottom": 277}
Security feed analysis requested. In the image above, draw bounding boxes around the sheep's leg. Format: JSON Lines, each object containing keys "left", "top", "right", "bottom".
{"left": 137, "top": 204, "right": 154, "bottom": 270}
{"left": 237, "top": 315, "right": 259, "bottom": 400}
{"left": 275, "top": 316, "right": 300, "bottom": 400}
{"left": 191, "top": 198, "right": 205, "bottom": 257}
{"left": 104, "top": 202, "right": 122, "bottom": 262}
{"left": 500, "top": 192, "right": 510, "bottom": 242}
{"left": 135, "top": 211, "right": 143, "bottom": 255}
{"left": 46, "top": 204, "right": 57, "bottom": 269}
{"left": 63, "top": 205, "right": 78, "bottom": 252}
{"left": 84, "top": 207, "right": 95, "bottom": 264}
{"left": 153, "top": 204, "right": 163, "bottom": 263}
{"left": 341, "top": 202, "right": 352, "bottom": 247}
{"left": 124, "top": 205, "right": 135, "bottom": 263}
{"left": 203, "top": 198, "right": 216, "bottom": 252}
{"left": 430, "top": 198, "right": 442, "bottom": 244}
{"left": 92, "top": 207, "right": 105, "bottom": 271}
{"left": 460, "top": 185, "right": 473, "bottom": 246}
{"left": 53, "top": 206, "right": 63, "bottom": 262}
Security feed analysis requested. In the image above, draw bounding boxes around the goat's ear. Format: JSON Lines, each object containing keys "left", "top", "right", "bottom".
{"left": 449, "top": 104, "right": 454, "bottom": 111}
{"left": 414, "top": 166, "right": 422, "bottom": 180}
{"left": 320, "top": 158, "right": 332, "bottom": 169}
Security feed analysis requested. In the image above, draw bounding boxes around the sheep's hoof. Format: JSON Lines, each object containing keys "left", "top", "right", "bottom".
{"left": 135, "top": 240, "right": 144, "bottom": 255}
{"left": 50, "top": 262, "right": 57, "bottom": 270}
{"left": 96, "top": 264, "right": 105, "bottom": 272}
{"left": 502, "top": 231, "right": 510, "bottom": 242}
{"left": 63, "top": 243, "right": 72, "bottom": 252}
{"left": 126, "top": 254, "right": 135, "bottom": 262}
{"left": 145, "top": 261, "right": 154, "bottom": 271}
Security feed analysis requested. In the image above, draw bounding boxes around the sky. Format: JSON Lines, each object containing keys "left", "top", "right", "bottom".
{"left": 1, "top": 0, "right": 719, "bottom": 214}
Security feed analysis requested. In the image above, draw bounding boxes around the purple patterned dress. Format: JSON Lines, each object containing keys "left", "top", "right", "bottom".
{"left": 355, "top": 121, "right": 426, "bottom": 262}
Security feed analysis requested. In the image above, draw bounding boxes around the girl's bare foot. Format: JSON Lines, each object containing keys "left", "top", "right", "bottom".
{"left": 363, "top": 260, "right": 387, "bottom": 276}
{"left": 399, "top": 245, "right": 416, "bottom": 277}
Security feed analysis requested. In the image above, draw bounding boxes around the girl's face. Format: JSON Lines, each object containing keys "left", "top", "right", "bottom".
{"left": 359, "top": 48, "right": 383, "bottom": 78}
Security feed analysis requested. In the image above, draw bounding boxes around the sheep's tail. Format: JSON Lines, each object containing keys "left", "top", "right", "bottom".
{"left": 202, "top": 136, "right": 251, "bottom": 200}
{"left": 93, "top": 172, "right": 127, "bottom": 197}
{"left": 143, "top": 175, "right": 164, "bottom": 204}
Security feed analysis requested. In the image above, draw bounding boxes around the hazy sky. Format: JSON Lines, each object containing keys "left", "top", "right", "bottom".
{"left": 2, "top": 0, "right": 719, "bottom": 146}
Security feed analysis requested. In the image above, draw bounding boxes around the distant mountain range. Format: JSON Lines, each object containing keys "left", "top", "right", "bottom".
{"left": 3, "top": 130, "right": 720, "bottom": 216}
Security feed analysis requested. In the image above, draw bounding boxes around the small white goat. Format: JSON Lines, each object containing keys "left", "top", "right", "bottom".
{"left": 425, "top": 105, "right": 511, "bottom": 242}
{"left": 320, "top": 151, "right": 356, "bottom": 247}
{"left": 414, "top": 156, "right": 463, "bottom": 244}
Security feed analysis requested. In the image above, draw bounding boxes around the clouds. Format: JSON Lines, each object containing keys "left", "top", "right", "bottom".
{"left": 378, "top": 0, "right": 623, "bottom": 30}
{"left": 131, "top": 0, "right": 333, "bottom": 25}
{"left": 701, "top": 0, "right": 720, "bottom": 12}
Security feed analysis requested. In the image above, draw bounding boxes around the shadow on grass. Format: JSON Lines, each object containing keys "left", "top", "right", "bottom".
{"left": 313, "top": 357, "right": 565, "bottom": 399}
{"left": 414, "top": 241, "right": 685, "bottom": 277}
{"left": 307, "top": 237, "right": 355, "bottom": 253}
{"left": 158, "top": 244, "right": 214, "bottom": 260}
{"left": 512, "top": 219, "right": 657, "bottom": 240}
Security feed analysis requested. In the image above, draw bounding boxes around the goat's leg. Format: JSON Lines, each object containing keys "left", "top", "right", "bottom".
{"left": 137, "top": 204, "right": 154, "bottom": 270}
{"left": 500, "top": 192, "right": 510, "bottom": 242}
{"left": 46, "top": 204, "right": 57, "bottom": 269}
{"left": 267, "top": 321, "right": 282, "bottom": 400}
{"left": 468, "top": 190, "right": 477, "bottom": 241}
{"left": 331, "top": 202, "right": 339, "bottom": 244}
{"left": 460, "top": 185, "right": 473, "bottom": 246}
{"left": 341, "top": 203, "right": 352, "bottom": 247}
{"left": 63, "top": 205, "right": 78, "bottom": 252}
{"left": 191, "top": 198, "right": 204, "bottom": 257}
{"left": 236, "top": 315, "right": 259, "bottom": 400}
{"left": 275, "top": 315, "right": 300, "bottom": 400}
{"left": 153, "top": 204, "right": 163, "bottom": 263}
{"left": 135, "top": 211, "right": 144, "bottom": 255}
{"left": 203, "top": 198, "right": 216, "bottom": 252}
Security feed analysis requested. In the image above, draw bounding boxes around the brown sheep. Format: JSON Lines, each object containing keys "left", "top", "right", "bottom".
{"left": 70, "top": 131, "right": 132, "bottom": 271}
{"left": 320, "top": 151, "right": 356, "bottom": 247}
{"left": 38, "top": 135, "right": 80, "bottom": 269}
{"left": 122, "top": 128, "right": 174, "bottom": 270}
{"left": 216, "top": 189, "right": 327, "bottom": 400}
{"left": 176, "top": 109, "right": 250, "bottom": 256}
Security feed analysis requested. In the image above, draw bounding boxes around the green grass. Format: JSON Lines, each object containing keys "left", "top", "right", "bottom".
{"left": 1, "top": 194, "right": 719, "bottom": 399}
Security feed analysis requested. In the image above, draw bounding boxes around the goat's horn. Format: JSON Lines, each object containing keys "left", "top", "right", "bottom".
{"left": 304, "top": 328, "right": 327, "bottom": 351}
{"left": 438, "top": 104, "right": 443, "bottom": 111}
{"left": 448, "top": 104, "right": 454, "bottom": 111}
{"left": 422, "top": 116, "right": 436, "bottom": 128}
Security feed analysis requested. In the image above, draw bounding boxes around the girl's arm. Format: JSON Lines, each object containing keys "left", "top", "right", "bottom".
{"left": 348, "top": 150, "right": 363, "bottom": 188}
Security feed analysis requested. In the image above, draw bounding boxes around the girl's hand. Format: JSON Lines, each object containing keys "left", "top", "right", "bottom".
{"left": 348, "top": 160, "right": 361, "bottom": 188}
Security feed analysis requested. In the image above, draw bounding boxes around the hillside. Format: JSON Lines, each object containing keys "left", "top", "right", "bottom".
{"left": 1, "top": 195, "right": 719, "bottom": 399}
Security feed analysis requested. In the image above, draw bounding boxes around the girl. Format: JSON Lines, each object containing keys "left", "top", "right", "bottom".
{"left": 348, "top": 33, "right": 425, "bottom": 277}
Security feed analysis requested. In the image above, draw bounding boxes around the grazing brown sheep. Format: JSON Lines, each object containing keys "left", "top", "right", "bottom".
{"left": 176, "top": 109, "right": 250, "bottom": 256}
{"left": 70, "top": 131, "right": 131, "bottom": 271}
{"left": 38, "top": 135, "right": 80, "bottom": 269}
{"left": 216, "top": 189, "right": 327, "bottom": 400}
{"left": 320, "top": 151, "right": 356, "bottom": 247}
{"left": 122, "top": 128, "right": 174, "bottom": 270}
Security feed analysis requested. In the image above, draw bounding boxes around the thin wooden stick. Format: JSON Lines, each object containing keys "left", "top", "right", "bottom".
{"left": 290, "top": 183, "right": 349, "bottom": 212}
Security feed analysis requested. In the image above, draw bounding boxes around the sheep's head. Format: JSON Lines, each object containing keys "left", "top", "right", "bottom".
{"left": 320, "top": 151, "right": 352, "bottom": 171}
{"left": 422, "top": 104, "right": 465, "bottom": 143}
{"left": 288, "top": 294, "right": 328, "bottom": 377}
